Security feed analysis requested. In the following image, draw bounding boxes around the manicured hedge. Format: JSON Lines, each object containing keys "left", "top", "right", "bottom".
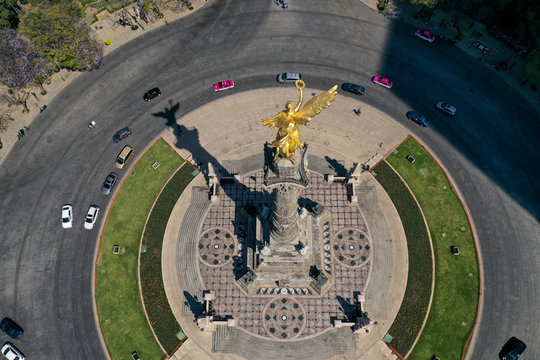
{"left": 374, "top": 160, "right": 433, "bottom": 355}
{"left": 140, "top": 163, "right": 196, "bottom": 354}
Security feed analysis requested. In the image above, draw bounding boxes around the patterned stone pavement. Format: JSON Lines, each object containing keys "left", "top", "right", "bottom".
{"left": 198, "top": 170, "right": 372, "bottom": 339}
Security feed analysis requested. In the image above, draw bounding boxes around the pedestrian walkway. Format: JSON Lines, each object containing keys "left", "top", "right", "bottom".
{"left": 159, "top": 88, "right": 409, "bottom": 360}
{"left": 0, "top": 0, "right": 206, "bottom": 168}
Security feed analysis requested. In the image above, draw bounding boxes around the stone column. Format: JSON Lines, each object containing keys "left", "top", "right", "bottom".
{"left": 263, "top": 143, "right": 309, "bottom": 246}
{"left": 270, "top": 183, "right": 302, "bottom": 244}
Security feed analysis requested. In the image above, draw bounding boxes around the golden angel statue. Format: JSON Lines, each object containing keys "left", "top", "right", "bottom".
{"left": 262, "top": 80, "right": 338, "bottom": 159}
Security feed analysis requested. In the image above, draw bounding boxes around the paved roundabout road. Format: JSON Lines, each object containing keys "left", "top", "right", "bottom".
{"left": 0, "top": 1, "right": 538, "bottom": 359}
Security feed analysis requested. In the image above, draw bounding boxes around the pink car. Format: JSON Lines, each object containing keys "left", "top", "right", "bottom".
{"left": 372, "top": 76, "right": 393, "bottom": 89}
{"left": 213, "top": 80, "right": 235, "bottom": 91}
{"left": 415, "top": 29, "right": 435, "bottom": 42}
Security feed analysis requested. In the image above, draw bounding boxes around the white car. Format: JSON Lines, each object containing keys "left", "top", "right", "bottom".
{"left": 84, "top": 205, "right": 100, "bottom": 230}
{"left": 2, "top": 342, "right": 25, "bottom": 360}
{"left": 61, "top": 204, "right": 73, "bottom": 229}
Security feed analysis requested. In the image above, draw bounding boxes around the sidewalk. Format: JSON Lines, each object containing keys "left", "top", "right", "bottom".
{"left": 0, "top": 0, "right": 207, "bottom": 168}
{"left": 361, "top": 0, "right": 540, "bottom": 110}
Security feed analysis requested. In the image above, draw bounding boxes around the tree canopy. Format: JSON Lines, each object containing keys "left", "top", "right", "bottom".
{"left": 19, "top": 1, "right": 103, "bottom": 71}
{"left": 0, "top": 28, "right": 49, "bottom": 88}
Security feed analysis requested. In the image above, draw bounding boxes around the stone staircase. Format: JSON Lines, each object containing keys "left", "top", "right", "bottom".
{"left": 177, "top": 186, "right": 211, "bottom": 316}
{"left": 212, "top": 327, "right": 357, "bottom": 360}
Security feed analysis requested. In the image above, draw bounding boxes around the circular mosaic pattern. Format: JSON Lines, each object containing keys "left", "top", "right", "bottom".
{"left": 198, "top": 227, "right": 236, "bottom": 266}
{"left": 263, "top": 297, "right": 306, "bottom": 339}
{"left": 332, "top": 228, "right": 371, "bottom": 267}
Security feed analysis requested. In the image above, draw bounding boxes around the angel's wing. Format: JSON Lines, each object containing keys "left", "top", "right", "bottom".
{"left": 293, "top": 85, "right": 338, "bottom": 125}
{"left": 262, "top": 111, "right": 289, "bottom": 128}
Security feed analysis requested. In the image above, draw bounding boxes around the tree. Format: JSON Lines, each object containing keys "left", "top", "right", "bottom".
{"left": 0, "top": 28, "right": 50, "bottom": 88}
{"left": 0, "top": 0, "right": 20, "bottom": 30}
{"left": 19, "top": 1, "right": 103, "bottom": 71}
{"left": 2, "top": 88, "right": 31, "bottom": 113}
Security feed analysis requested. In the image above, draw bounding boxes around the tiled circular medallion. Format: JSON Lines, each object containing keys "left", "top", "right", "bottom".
{"left": 198, "top": 227, "right": 236, "bottom": 266}
{"left": 263, "top": 297, "right": 306, "bottom": 339}
{"left": 333, "top": 228, "right": 370, "bottom": 267}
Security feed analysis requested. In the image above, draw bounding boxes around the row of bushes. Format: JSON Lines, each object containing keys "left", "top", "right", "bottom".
{"left": 140, "top": 163, "right": 197, "bottom": 354}
{"left": 373, "top": 160, "right": 433, "bottom": 355}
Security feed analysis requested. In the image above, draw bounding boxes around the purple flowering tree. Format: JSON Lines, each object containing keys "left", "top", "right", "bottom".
{"left": 0, "top": 28, "right": 49, "bottom": 113}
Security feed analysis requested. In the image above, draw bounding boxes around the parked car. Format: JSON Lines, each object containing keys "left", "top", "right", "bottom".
{"left": 112, "top": 127, "right": 132, "bottom": 143}
{"left": 499, "top": 337, "right": 526, "bottom": 360}
{"left": 435, "top": 101, "right": 457, "bottom": 117}
{"left": 115, "top": 145, "right": 135, "bottom": 169}
{"left": 101, "top": 172, "right": 119, "bottom": 195}
{"left": 84, "top": 205, "right": 100, "bottom": 230}
{"left": 213, "top": 80, "right": 235, "bottom": 91}
{"left": 277, "top": 72, "right": 301, "bottom": 83}
{"left": 341, "top": 82, "right": 365, "bottom": 95}
{"left": 0, "top": 318, "right": 23, "bottom": 340}
{"left": 143, "top": 88, "right": 161, "bottom": 101}
{"left": 372, "top": 76, "right": 393, "bottom": 89}
{"left": 61, "top": 204, "right": 73, "bottom": 229}
{"left": 406, "top": 111, "right": 430, "bottom": 127}
{"left": 1, "top": 342, "right": 25, "bottom": 360}
{"left": 415, "top": 29, "right": 436, "bottom": 42}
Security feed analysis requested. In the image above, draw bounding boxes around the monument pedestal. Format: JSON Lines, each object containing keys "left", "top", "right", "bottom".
{"left": 236, "top": 144, "right": 331, "bottom": 296}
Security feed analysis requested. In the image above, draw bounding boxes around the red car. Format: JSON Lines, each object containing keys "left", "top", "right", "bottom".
{"left": 415, "top": 29, "right": 435, "bottom": 42}
{"left": 213, "top": 80, "right": 235, "bottom": 91}
{"left": 372, "top": 76, "right": 393, "bottom": 89}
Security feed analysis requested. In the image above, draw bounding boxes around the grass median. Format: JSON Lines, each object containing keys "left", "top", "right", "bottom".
{"left": 385, "top": 137, "right": 479, "bottom": 359}
{"left": 96, "top": 138, "right": 183, "bottom": 360}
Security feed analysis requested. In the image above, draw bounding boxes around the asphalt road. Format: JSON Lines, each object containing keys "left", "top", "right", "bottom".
{"left": 0, "top": 1, "right": 538, "bottom": 359}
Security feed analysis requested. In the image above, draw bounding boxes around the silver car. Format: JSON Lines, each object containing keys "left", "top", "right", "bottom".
{"left": 1, "top": 342, "right": 25, "bottom": 360}
{"left": 101, "top": 172, "right": 118, "bottom": 195}
{"left": 277, "top": 72, "right": 301, "bottom": 83}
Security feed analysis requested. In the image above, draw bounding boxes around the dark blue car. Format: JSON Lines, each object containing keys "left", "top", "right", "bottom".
{"left": 406, "top": 111, "right": 430, "bottom": 127}
{"left": 0, "top": 317, "right": 23, "bottom": 339}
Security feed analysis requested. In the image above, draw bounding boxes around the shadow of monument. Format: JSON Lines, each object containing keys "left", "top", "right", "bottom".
{"left": 325, "top": 156, "right": 349, "bottom": 177}
{"left": 183, "top": 290, "right": 205, "bottom": 317}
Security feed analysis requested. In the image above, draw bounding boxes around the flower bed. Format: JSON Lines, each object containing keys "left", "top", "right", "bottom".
{"left": 374, "top": 160, "right": 433, "bottom": 355}
{"left": 140, "top": 163, "right": 196, "bottom": 354}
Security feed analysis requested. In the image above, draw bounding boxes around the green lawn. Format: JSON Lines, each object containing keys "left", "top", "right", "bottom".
{"left": 374, "top": 161, "right": 432, "bottom": 355}
{"left": 96, "top": 138, "right": 183, "bottom": 360}
{"left": 386, "top": 137, "right": 479, "bottom": 359}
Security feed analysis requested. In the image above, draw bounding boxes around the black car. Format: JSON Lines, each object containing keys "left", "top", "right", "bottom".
{"left": 112, "top": 127, "right": 132, "bottom": 143}
{"left": 499, "top": 337, "right": 526, "bottom": 360}
{"left": 406, "top": 111, "right": 430, "bottom": 127}
{"left": 143, "top": 87, "right": 161, "bottom": 101}
{"left": 101, "top": 172, "right": 119, "bottom": 195}
{"left": 0, "top": 317, "right": 23, "bottom": 339}
{"left": 341, "top": 82, "right": 365, "bottom": 95}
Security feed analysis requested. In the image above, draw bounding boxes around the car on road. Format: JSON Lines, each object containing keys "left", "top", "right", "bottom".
{"left": 415, "top": 29, "right": 436, "bottom": 42}
{"left": 1, "top": 342, "right": 25, "bottom": 360}
{"left": 435, "top": 101, "right": 457, "bottom": 117}
{"left": 499, "top": 337, "right": 526, "bottom": 360}
{"left": 112, "top": 127, "right": 132, "bottom": 143}
{"left": 143, "top": 88, "right": 161, "bottom": 101}
{"left": 0, "top": 318, "right": 23, "bottom": 340}
{"left": 406, "top": 111, "right": 430, "bottom": 127}
{"left": 84, "top": 205, "right": 100, "bottom": 230}
{"left": 213, "top": 80, "right": 235, "bottom": 91}
{"left": 61, "top": 204, "right": 73, "bottom": 229}
{"left": 115, "top": 145, "right": 135, "bottom": 169}
{"left": 101, "top": 172, "right": 119, "bottom": 195}
{"left": 277, "top": 72, "right": 302, "bottom": 84}
{"left": 372, "top": 76, "right": 393, "bottom": 89}
{"left": 341, "top": 82, "right": 365, "bottom": 95}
